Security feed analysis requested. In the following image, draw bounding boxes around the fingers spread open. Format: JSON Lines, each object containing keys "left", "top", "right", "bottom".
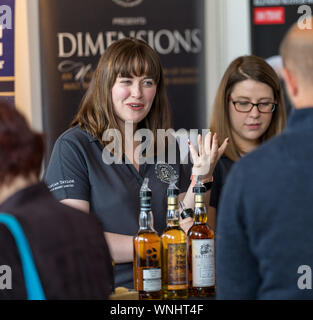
{"left": 217, "top": 137, "right": 229, "bottom": 159}
{"left": 204, "top": 130, "right": 212, "bottom": 155}
{"left": 197, "top": 134, "right": 203, "bottom": 156}
{"left": 188, "top": 139, "right": 199, "bottom": 164}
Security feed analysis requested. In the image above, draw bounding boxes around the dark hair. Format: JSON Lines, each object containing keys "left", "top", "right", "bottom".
{"left": 71, "top": 38, "right": 171, "bottom": 150}
{"left": 0, "top": 99, "right": 44, "bottom": 185}
{"left": 210, "top": 55, "right": 286, "bottom": 161}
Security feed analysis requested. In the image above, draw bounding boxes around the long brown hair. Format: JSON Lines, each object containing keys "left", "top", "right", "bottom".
{"left": 71, "top": 38, "right": 172, "bottom": 149}
{"left": 210, "top": 55, "right": 287, "bottom": 161}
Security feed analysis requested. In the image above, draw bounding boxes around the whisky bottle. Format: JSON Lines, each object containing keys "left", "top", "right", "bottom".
{"left": 187, "top": 177, "right": 215, "bottom": 297}
{"left": 161, "top": 177, "right": 188, "bottom": 300}
{"left": 133, "top": 178, "right": 162, "bottom": 300}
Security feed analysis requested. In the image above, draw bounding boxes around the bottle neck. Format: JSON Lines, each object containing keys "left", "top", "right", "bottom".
{"left": 139, "top": 207, "right": 155, "bottom": 231}
{"left": 194, "top": 205, "right": 207, "bottom": 224}
{"left": 194, "top": 193, "right": 207, "bottom": 224}
{"left": 166, "top": 196, "right": 180, "bottom": 227}
{"left": 166, "top": 206, "right": 180, "bottom": 227}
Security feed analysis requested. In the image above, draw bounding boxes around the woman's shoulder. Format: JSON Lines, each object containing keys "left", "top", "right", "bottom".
{"left": 56, "top": 125, "right": 97, "bottom": 146}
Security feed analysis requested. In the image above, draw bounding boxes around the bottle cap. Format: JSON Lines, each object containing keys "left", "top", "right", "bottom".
{"left": 140, "top": 177, "right": 152, "bottom": 198}
{"left": 168, "top": 197, "right": 178, "bottom": 205}
{"left": 167, "top": 175, "right": 179, "bottom": 197}
{"left": 140, "top": 178, "right": 152, "bottom": 208}
{"left": 192, "top": 175, "right": 206, "bottom": 194}
{"left": 195, "top": 194, "right": 205, "bottom": 204}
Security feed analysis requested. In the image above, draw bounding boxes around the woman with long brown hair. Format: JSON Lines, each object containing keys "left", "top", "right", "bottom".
{"left": 45, "top": 38, "right": 228, "bottom": 289}
{"left": 208, "top": 55, "right": 287, "bottom": 230}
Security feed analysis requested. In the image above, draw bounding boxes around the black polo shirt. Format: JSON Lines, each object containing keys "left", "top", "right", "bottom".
{"left": 44, "top": 125, "right": 191, "bottom": 288}
{"left": 210, "top": 155, "right": 234, "bottom": 211}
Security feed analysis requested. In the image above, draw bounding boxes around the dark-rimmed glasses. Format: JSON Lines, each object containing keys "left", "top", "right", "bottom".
{"left": 230, "top": 99, "right": 277, "bottom": 113}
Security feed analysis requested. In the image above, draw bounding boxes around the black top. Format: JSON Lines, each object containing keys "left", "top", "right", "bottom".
{"left": 0, "top": 182, "right": 113, "bottom": 299}
{"left": 210, "top": 155, "right": 234, "bottom": 210}
{"left": 44, "top": 125, "right": 192, "bottom": 288}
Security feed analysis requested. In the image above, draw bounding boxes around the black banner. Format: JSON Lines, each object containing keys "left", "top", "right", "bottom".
{"left": 0, "top": 299, "right": 293, "bottom": 317}
{"left": 250, "top": 1, "right": 313, "bottom": 114}
{"left": 251, "top": 0, "right": 313, "bottom": 58}
{"left": 0, "top": 0, "right": 14, "bottom": 104}
{"left": 39, "top": 0, "right": 205, "bottom": 162}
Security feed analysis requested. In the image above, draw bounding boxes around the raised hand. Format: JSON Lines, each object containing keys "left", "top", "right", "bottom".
{"left": 189, "top": 131, "right": 229, "bottom": 179}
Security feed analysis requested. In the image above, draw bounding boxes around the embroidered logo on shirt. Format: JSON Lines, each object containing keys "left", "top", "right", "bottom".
{"left": 48, "top": 179, "right": 75, "bottom": 192}
{"left": 155, "top": 163, "right": 178, "bottom": 184}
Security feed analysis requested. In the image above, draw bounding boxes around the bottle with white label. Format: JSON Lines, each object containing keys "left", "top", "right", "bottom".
{"left": 187, "top": 177, "right": 215, "bottom": 297}
{"left": 133, "top": 178, "right": 162, "bottom": 300}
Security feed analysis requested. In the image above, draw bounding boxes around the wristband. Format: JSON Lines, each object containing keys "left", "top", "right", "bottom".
{"left": 190, "top": 175, "right": 213, "bottom": 187}
{"left": 179, "top": 200, "right": 194, "bottom": 219}
{"left": 180, "top": 208, "right": 194, "bottom": 219}
{"left": 203, "top": 181, "right": 213, "bottom": 191}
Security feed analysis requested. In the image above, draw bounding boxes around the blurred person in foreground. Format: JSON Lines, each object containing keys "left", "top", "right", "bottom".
{"left": 216, "top": 17, "right": 313, "bottom": 299}
{"left": 0, "top": 100, "right": 113, "bottom": 299}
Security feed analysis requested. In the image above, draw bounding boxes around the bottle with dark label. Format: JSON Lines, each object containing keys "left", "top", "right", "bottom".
{"left": 161, "top": 176, "right": 188, "bottom": 300}
{"left": 133, "top": 178, "right": 162, "bottom": 300}
{"left": 187, "top": 176, "right": 215, "bottom": 297}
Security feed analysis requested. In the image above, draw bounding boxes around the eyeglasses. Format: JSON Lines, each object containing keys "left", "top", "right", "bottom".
{"left": 230, "top": 99, "right": 277, "bottom": 113}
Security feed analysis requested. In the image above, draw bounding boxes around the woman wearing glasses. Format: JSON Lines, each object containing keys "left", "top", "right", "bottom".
{"left": 208, "top": 55, "right": 287, "bottom": 229}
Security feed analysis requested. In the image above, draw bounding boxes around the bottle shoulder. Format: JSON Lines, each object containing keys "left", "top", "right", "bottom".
{"left": 161, "top": 225, "right": 186, "bottom": 235}
{"left": 134, "top": 230, "right": 160, "bottom": 240}
{"left": 187, "top": 224, "right": 214, "bottom": 239}
{"left": 189, "top": 222, "right": 212, "bottom": 230}
{"left": 161, "top": 226, "right": 187, "bottom": 242}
